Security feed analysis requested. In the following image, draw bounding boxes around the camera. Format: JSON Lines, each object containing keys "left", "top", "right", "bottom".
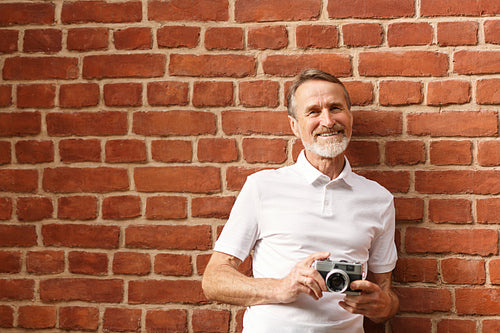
{"left": 312, "top": 259, "right": 363, "bottom": 295}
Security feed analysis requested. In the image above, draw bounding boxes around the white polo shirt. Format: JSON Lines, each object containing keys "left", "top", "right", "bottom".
{"left": 214, "top": 151, "right": 397, "bottom": 332}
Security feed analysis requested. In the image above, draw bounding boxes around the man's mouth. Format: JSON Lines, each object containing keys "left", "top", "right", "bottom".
{"left": 317, "top": 130, "right": 341, "bottom": 137}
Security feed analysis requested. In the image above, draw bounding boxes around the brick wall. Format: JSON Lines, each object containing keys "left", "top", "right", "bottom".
{"left": 0, "top": 0, "right": 499, "bottom": 332}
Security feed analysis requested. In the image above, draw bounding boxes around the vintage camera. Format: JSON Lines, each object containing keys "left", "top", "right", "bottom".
{"left": 312, "top": 259, "right": 363, "bottom": 295}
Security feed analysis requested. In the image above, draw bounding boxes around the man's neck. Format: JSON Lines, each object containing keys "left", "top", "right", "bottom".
{"left": 304, "top": 150, "right": 346, "bottom": 180}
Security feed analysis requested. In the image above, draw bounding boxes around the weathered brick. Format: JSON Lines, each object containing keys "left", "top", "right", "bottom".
{"left": 242, "top": 138, "right": 287, "bottom": 164}
{"left": 0, "top": 112, "right": 40, "bottom": 137}
{"left": 103, "top": 83, "right": 142, "bottom": 107}
{"left": 387, "top": 22, "right": 433, "bottom": 46}
{"left": 59, "top": 139, "right": 101, "bottom": 163}
{"left": 343, "top": 81, "right": 373, "bottom": 105}
{"left": 0, "top": 3, "right": 54, "bottom": 25}
{"left": 17, "top": 84, "right": 55, "bottom": 108}
{"left": 42, "top": 224, "right": 120, "bottom": 249}
{"left": 0, "top": 305, "right": 13, "bottom": 327}
{"left": 391, "top": 317, "right": 431, "bottom": 332}
{"left": 148, "top": 0, "right": 228, "bottom": 22}
{"left": 59, "top": 306, "right": 99, "bottom": 331}
{"left": 222, "top": 110, "right": 292, "bottom": 135}
{"left": 191, "top": 196, "right": 236, "bottom": 219}
{"left": 3, "top": 57, "right": 78, "bottom": 80}
{"left": 133, "top": 111, "right": 216, "bottom": 136}
{"left": 126, "top": 225, "right": 212, "bottom": 250}
{"left": 0, "top": 251, "right": 21, "bottom": 273}
{"left": 235, "top": 0, "right": 321, "bottom": 22}
{"left": 356, "top": 170, "right": 410, "bottom": 193}
{"left": 345, "top": 140, "right": 379, "bottom": 166}
{"left": 0, "top": 142, "right": 10, "bottom": 165}
{"left": 239, "top": 80, "right": 279, "bottom": 107}
{"left": 129, "top": 280, "right": 207, "bottom": 304}
{"left": 23, "top": 29, "right": 62, "bottom": 53}
{"left": 146, "top": 309, "right": 187, "bottom": 332}
{"left": 18, "top": 305, "right": 56, "bottom": 329}
{"left": 477, "top": 198, "right": 500, "bottom": 224}
{"left": 437, "top": 21, "right": 478, "bottom": 46}
{"left": 114, "top": 27, "right": 152, "bottom": 50}
{"left": 40, "top": 278, "right": 123, "bottom": 303}
{"left": 328, "top": 0, "right": 414, "bottom": 18}
{"left": 59, "top": 83, "right": 99, "bottom": 108}
{"left": 456, "top": 288, "right": 500, "bottom": 315}
{"left": 379, "top": 80, "right": 423, "bottom": 106}
{"left": 441, "top": 258, "right": 485, "bottom": 284}
{"left": 43, "top": 167, "right": 128, "bottom": 193}
{"left": 393, "top": 257, "right": 437, "bottom": 282}
{"left": 342, "top": 23, "right": 382, "bottom": 47}
{"left": 476, "top": 78, "right": 500, "bottom": 105}
{"left": 135, "top": 166, "right": 220, "bottom": 193}
{"left": 0, "top": 30, "right": 17, "bottom": 53}
{"left": 169, "top": 54, "right": 255, "bottom": 77}
{"left": 62, "top": 0, "right": 141, "bottom": 23}
{"left": 226, "top": 166, "right": 270, "bottom": 191}
{"left": 16, "top": 196, "right": 53, "bottom": 222}
{"left": 484, "top": 320, "right": 500, "bottom": 332}
{"left": 47, "top": 111, "right": 127, "bottom": 136}
{"left": 430, "top": 140, "right": 472, "bottom": 165}
{"left": 147, "top": 81, "right": 189, "bottom": 106}
{"left": 296, "top": 25, "right": 338, "bottom": 49}
{"left": 429, "top": 199, "right": 472, "bottom": 223}
{"left": 0, "top": 169, "right": 38, "bottom": 193}
{"left": 103, "top": 308, "right": 141, "bottom": 332}
{"left": 437, "top": 319, "right": 476, "bottom": 333}
{"left": 397, "top": 287, "right": 452, "bottom": 313}
{"left": 385, "top": 140, "right": 425, "bottom": 165}
{"left": 157, "top": 26, "right": 200, "bottom": 48}
{"left": 352, "top": 110, "right": 402, "bottom": 136}
{"left": 26, "top": 250, "right": 64, "bottom": 275}
{"left": 83, "top": 54, "right": 165, "bottom": 79}
{"left": 67, "top": 28, "right": 108, "bottom": 51}
{"left": 490, "top": 259, "right": 500, "bottom": 284}
{"left": 394, "top": 197, "right": 424, "bottom": 222}
{"left": 102, "top": 195, "right": 141, "bottom": 220}
{"left": 421, "top": 0, "right": 500, "bottom": 16}
{"left": 15, "top": 140, "right": 53, "bottom": 164}
{"left": 248, "top": 25, "right": 288, "bottom": 49}
{"left": 193, "top": 81, "right": 233, "bottom": 107}
{"left": 68, "top": 251, "right": 108, "bottom": 275}
{"left": 198, "top": 138, "right": 238, "bottom": 163}
{"left": 151, "top": 140, "right": 192, "bottom": 163}
{"left": 105, "top": 139, "right": 146, "bottom": 163}
{"left": 0, "top": 225, "right": 36, "bottom": 247}
{"left": 262, "top": 53, "right": 351, "bottom": 77}
{"left": 0, "top": 279, "right": 34, "bottom": 300}
{"left": 113, "top": 252, "right": 151, "bottom": 275}
{"left": 192, "top": 309, "right": 230, "bottom": 333}
{"left": 146, "top": 196, "right": 187, "bottom": 220}
{"left": 205, "top": 27, "right": 244, "bottom": 50}
{"left": 485, "top": 20, "right": 500, "bottom": 44}
{"left": 427, "top": 80, "right": 470, "bottom": 105}
{"left": 0, "top": 85, "right": 12, "bottom": 107}
{"left": 155, "top": 254, "right": 192, "bottom": 276}
{"left": 416, "top": 170, "right": 500, "bottom": 195}
{"left": 454, "top": 50, "right": 500, "bottom": 75}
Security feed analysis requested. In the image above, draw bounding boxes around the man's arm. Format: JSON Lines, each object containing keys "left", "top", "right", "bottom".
{"left": 202, "top": 251, "right": 330, "bottom": 306}
{"left": 338, "top": 271, "right": 399, "bottom": 323}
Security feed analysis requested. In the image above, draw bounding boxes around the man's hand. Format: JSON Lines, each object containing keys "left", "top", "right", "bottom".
{"left": 275, "top": 252, "right": 330, "bottom": 303}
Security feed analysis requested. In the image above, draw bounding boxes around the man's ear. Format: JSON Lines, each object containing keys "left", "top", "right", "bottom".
{"left": 288, "top": 115, "right": 300, "bottom": 138}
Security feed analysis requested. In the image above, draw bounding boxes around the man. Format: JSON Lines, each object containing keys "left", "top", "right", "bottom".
{"left": 202, "top": 69, "right": 399, "bottom": 332}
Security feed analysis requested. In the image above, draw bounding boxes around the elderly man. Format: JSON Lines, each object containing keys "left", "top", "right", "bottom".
{"left": 202, "top": 69, "right": 399, "bottom": 332}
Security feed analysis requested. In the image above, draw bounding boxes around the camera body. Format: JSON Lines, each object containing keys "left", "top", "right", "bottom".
{"left": 312, "top": 259, "right": 363, "bottom": 295}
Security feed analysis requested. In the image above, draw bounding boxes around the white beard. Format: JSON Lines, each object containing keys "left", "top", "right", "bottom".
{"left": 303, "top": 135, "right": 350, "bottom": 158}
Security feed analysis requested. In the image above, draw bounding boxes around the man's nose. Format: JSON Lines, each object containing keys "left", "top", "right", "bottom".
{"left": 320, "top": 109, "right": 335, "bottom": 127}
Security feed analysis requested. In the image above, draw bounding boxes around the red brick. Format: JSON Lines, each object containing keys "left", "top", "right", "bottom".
{"left": 18, "top": 305, "right": 56, "bottom": 329}
{"left": 356, "top": 170, "right": 410, "bottom": 193}
{"left": 155, "top": 254, "right": 192, "bottom": 276}
{"left": 441, "top": 258, "right": 485, "bottom": 284}
{"left": 62, "top": 0, "right": 141, "bottom": 23}
{"left": 15, "top": 140, "right": 53, "bottom": 164}
{"left": 0, "top": 85, "right": 12, "bottom": 107}
{"left": 59, "top": 306, "right": 99, "bottom": 331}
{"left": 421, "top": 0, "right": 500, "bottom": 16}
{"left": 105, "top": 139, "right": 146, "bottom": 163}
{"left": 239, "top": 80, "right": 279, "bottom": 107}
{"left": 429, "top": 199, "right": 472, "bottom": 223}
{"left": 296, "top": 25, "right": 338, "bottom": 48}
{"left": 385, "top": 140, "right": 424, "bottom": 165}
{"left": 235, "top": 0, "right": 320, "bottom": 22}
{"left": 146, "top": 196, "right": 187, "bottom": 220}
{"left": 0, "top": 142, "right": 9, "bottom": 165}
{"left": 129, "top": 280, "right": 207, "bottom": 304}
{"left": 113, "top": 252, "right": 151, "bottom": 275}
{"left": 40, "top": 278, "right": 123, "bottom": 302}
{"left": 345, "top": 140, "right": 379, "bottom": 166}
{"left": 59, "top": 83, "right": 99, "bottom": 108}
{"left": 0, "top": 112, "right": 40, "bottom": 136}
{"left": 170, "top": 54, "right": 255, "bottom": 77}
{"left": 477, "top": 198, "right": 500, "bottom": 224}
{"left": 394, "top": 197, "right": 424, "bottom": 222}
{"left": 243, "top": 138, "right": 287, "bottom": 164}
{"left": 198, "top": 138, "right": 238, "bottom": 163}
{"left": 222, "top": 110, "right": 292, "bottom": 135}
{"left": 437, "top": 21, "right": 478, "bottom": 46}
{"left": 484, "top": 320, "right": 500, "bottom": 332}
{"left": 157, "top": 26, "right": 200, "bottom": 48}
{"left": 430, "top": 140, "right": 472, "bottom": 165}
{"left": 456, "top": 288, "right": 500, "bottom": 315}
{"left": 405, "top": 227, "right": 498, "bottom": 255}
{"left": 344, "top": 81, "right": 373, "bottom": 105}
{"left": 47, "top": 111, "right": 127, "bottom": 136}
{"left": 0, "top": 225, "right": 36, "bottom": 247}
{"left": 17, "top": 84, "right": 55, "bottom": 108}
{"left": 192, "top": 196, "right": 235, "bottom": 219}
{"left": 248, "top": 25, "right": 288, "bottom": 49}
{"left": 0, "top": 279, "right": 34, "bottom": 300}
{"left": 454, "top": 50, "right": 500, "bottom": 75}
{"left": 59, "top": 139, "right": 101, "bottom": 163}
{"left": 226, "top": 166, "right": 270, "bottom": 191}
{"left": 58, "top": 196, "right": 98, "bottom": 221}
{"left": 490, "top": 259, "right": 500, "bottom": 284}
{"left": 151, "top": 140, "right": 192, "bottom": 163}
{"left": 17, "top": 196, "right": 53, "bottom": 222}
{"left": 427, "top": 80, "right": 471, "bottom": 105}
{"left": 146, "top": 309, "right": 187, "bottom": 332}
{"left": 0, "top": 30, "right": 17, "bottom": 53}
{"left": 329, "top": 0, "right": 414, "bottom": 18}
{"left": 125, "top": 225, "right": 212, "bottom": 250}
{"left": 192, "top": 309, "right": 230, "bottom": 333}
{"left": 391, "top": 317, "right": 431, "bottom": 332}
{"left": 0, "top": 305, "right": 13, "bottom": 328}
{"left": 133, "top": 111, "right": 216, "bottom": 136}
{"left": 342, "top": 23, "right": 382, "bottom": 47}
{"left": 104, "top": 83, "right": 142, "bottom": 107}
{"left": 43, "top": 167, "right": 128, "bottom": 193}
{"left": 3, "top": 57, "right": 78, "bottom": 80}
{"left": 0, "top": 169, "right": 38, "bottom": 193}
{"left": 397, "top": 287, "right": 452, "bottom": 313}
{"left": 147, "top": 81, "right": 189, "bottom": 106}
{"left": 359, "top": 51, "right": 448, "bottom": 77}
{"left": 0, "top": 251, "right": 20, "bottom": 273}
{"left": 26, "top": 250, "right": 64, "bottom": 275}
{"left": 352, "top": 110, "right": 402, "bottom": 136}
{"left": 437, "top": 319, "right": 476, "bottom": 333}
{"left": 387, "top": 22, "right": 433, "bottom": 46}
{"left": 114, "top": 27, "right": 151, "bottom": 50}
{"left": 416, "top": 170, "right": 500, "bottom": 195}
{"left": 379, "top": 80, "right": 422, "bottom": 106}
{"left": 42, "top": 224, "right": 120, "bottom": 249}
{"left": 69, "top": 251, "right": 108, "bottom": 275}
{"left": 393, "top": 257, "right": 437, "bottom": 283}
{"left": 193, "top": 81, "right": 233, "bottom": 107}
{"left": 196, "top": 254, "right": 211, "bottom": 276}
{"left": 407, "top": 111, "right": 498, "bottom": 137}
{"left": 485, "top": 20, "right": 500, "bottom": 44}
{"left": 67, "top": 27, "right": 108, "bottom": 51}
{"left": 205, "top": 27, "right": 244, "bottom": 50}
{"left": 102, "top": 195, "right": 141, "bottom": 220}
{"left": 135, "top": 166, "right": 220, "bottom": 193}
{"left": 104, "top": 308, "right": 141, "bottom": 332}
{"left": 0, "top": 3, "right": 54, "bottom": 25}
{"left": 149, "top": 0, "right": 228, "bottom": 22}
{"left": 23, "top": 29, "right": 62, "bottom": 53}
{"left": 477, "top": 78, "right": 500, "bottom": 105}
{"left": 83, "top": 54, "right": 165, "bottom": 79}
{"left": 0, "top": 197, "right": 11, "bottom": 220}
{"left": 262, "top": 53, "right": 351, "bottom": 77}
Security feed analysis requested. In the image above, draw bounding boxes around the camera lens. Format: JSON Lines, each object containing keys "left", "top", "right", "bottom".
{"left": 325, "top": 269, "right": 350, "bottom": 293}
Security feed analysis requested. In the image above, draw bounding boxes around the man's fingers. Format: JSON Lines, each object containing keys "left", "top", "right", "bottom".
{"left": 301, "top": 251, "right": 330, "bottom": 267}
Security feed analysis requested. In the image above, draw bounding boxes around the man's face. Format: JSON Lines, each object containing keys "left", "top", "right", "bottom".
{"left": 289, "top": 80, "right": 353, "bottom": 159}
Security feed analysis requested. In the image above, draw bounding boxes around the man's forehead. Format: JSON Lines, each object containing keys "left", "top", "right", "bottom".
{"left": 295, "top": 80, "right": 348, "bottom": 105}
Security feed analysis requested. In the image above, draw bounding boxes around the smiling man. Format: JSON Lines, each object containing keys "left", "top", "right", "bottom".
{"left": 202, "top": 69, "right": 399, "bottom": 332}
